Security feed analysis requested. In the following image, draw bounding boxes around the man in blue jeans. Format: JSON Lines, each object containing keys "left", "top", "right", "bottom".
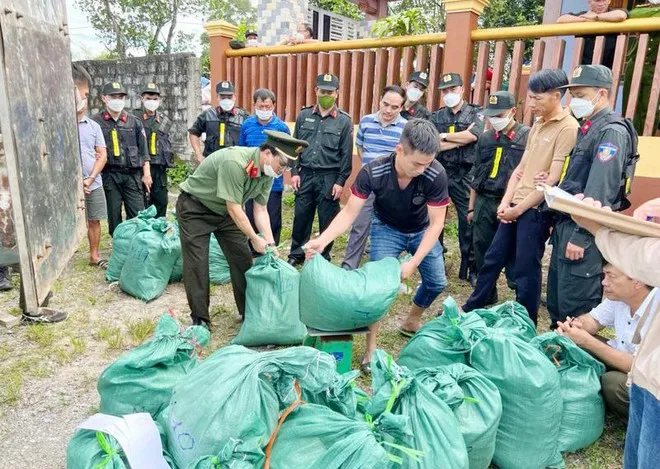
{"left": 304, "top": 119, "right": 449, "bottom": 372}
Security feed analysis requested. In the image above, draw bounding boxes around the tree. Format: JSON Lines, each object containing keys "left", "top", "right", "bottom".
{"left": 387, "top": 0, "right": 445, "bottom": 33}
{"left": 309, "top": 0, "right": 364, "bottom": 20}
{"left": 77, "top": 0, "right": 209, "bottom": 57}
{"left": 371, "top": 8, "right": 437, "bottom": 38}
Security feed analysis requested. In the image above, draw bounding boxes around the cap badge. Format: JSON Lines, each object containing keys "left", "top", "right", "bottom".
{"left": 420, "top": 72, "right": 427, "bottom": 79}
{"left": 148, "top": 83, "right": 155, "bottom": 89}
{"left": 221, "top": 82, "right": 229, "bottom": 88}
{"left": 573, "top": 67, "right": 582, "bottom": 78}
{"left": 323, "top": 74, "right": 332, "bottom": 82}
{"left": 489, "top": 96, "right": 498, "bottom": 105}
{"left": 112, "top": 82, "right": 121, "bottom": 89}
{"left": 443, "top": 74, "right": 452, "bottom": 83}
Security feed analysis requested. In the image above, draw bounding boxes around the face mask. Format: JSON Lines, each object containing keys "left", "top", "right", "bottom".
{"left": 143, "top": 100, "right": 160, "bottom": 112}
{"left": 247, "top": 39, "right": 258, "bottom": 46}
{"left": 219, "top": 98, "right": 234, "bottom": 112}
{"left": 489, "top": 113, "right": 512, "bottom": 132}
{"left": 256, "top": 109, "right": 273, "bottom": 121}
{"left": 107, "top": 98, "right": 125, "bottom": 113}
{"left": 263, "top": 155, "right": 280, "bottom": 178}
{"left": 318, "top": 95, "right": 336, "bottom": 110}
{"left": 443, "top": 92, "right": 461, "bottom": 108}
{"left": 406, "top": 86, "right": 423, "bottom": 102}
{"left": 294, "top": 32, "right": 305, "bottom": 41}
{"left": 76, "top": 97, "right": 87, "bottom": 113}
{"left": 569, "top": 94, "right": 598, "bottom": 119}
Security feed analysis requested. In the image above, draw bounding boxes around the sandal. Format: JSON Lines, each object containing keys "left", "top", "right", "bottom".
{"left": 360, "top": 361, "right": 371, "bottom": 376}
{"left": 90, "top": 259, "right": 108, "bottom": 269}
{"left": 398, "top": 327, "right": 417, "bottom": 338}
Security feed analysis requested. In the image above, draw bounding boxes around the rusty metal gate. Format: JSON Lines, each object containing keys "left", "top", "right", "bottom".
{"left": 0, "top": 0, "right": 85, "bottom": 313}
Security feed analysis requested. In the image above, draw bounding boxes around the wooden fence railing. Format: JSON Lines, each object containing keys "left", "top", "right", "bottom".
{"left": 217, "top": 18, "right": 660, "bottom": 136}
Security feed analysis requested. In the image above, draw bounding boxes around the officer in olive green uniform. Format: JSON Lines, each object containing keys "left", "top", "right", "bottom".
{"left": 431, "top": 73, "right": 485, "bottom": 283}
{"left": 134, "top": 83, "right": 174, "bottom": 217}
{"left": 401, "top": 71, "right": 431, "bottom": 121}
{"left": 92, "top": 82, "right": 150, "bottom": 236}
{"left": 287, "top": 74, "right": 354, "bottom": 265}
{"left": 188, "top": 81, "right": 249, "bottom": 162}
{"left": 470, "top": 91, "right": 530, "bottom": 303}
{"left": 548, "top": 65, "right": 637, "bottom": 325}
{"left": 177, "top": 131, "right": 308, "bottom": 327}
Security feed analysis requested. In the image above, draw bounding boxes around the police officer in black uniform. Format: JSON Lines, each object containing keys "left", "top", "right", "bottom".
{"left": 548, "top": 65, "right": 636, "bottom": 326}
{"left": 469, "top": 91, "right": 530, "bottom": 303}
{"left": 431, "top": 72, "right": 485, "bottom": 283}
{"left": 92, "top": 82, "right": 151, "bottom": 237}
{"left": 188, "top": 80, "right": 249, "bottom": 163}
{"left": 401, "top": 71, "right": 431, "bottom": 121}
{"left": 134, "top": 83, "right": 174, "bottom": 217}
{"left": 287, "top": 73, "right": 354, "bottom": 266}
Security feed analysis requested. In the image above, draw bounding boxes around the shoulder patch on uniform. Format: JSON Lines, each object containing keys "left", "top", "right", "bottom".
{"left": 597, "top": 142, "right": 618, "bottom": 163}
{"left": 305, "top": 118, "right": 316, "bottom": 122}
{"left": 476, "top": 113, "right": 484, "bottom": 121}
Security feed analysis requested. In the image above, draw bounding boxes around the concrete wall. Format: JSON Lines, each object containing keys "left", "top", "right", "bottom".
{"left": 75, "top": 53, "right": 201, "bottom": 160}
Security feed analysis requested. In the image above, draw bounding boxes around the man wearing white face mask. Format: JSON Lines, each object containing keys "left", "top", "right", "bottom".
{"left": 468, "top": 91, "right": 530, "bottom": 305}
{"left": 134, "top": 83, "right": 174, "bottom": 217}
{"left": 188, "top": 80, "right": 249, "bottom": 163}
{"left": 431, "top": 72, "right": 485, "bottom": 285}
{"left": 546, "top": 64, "right": 637, "bottom": 327}
{"left": 240, "top": 88, "right": 291, "bottom": 253}
{"left": 400, "top": 71, "right": 431, "bottom": 121}
{"left": 91, "top": 82, "right": 151, "bottom": 237}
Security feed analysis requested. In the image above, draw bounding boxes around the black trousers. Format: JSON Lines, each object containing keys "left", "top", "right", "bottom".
{"left": 463, "top": 207, "right": 550, "bottom": 325}
{"left": 245, "top": 191, "right": 283, "bottom": 250}
{"left": 103, "top": 170, "right": 145, "bottom": 236}
{"left": 289, "top": 170, "right": 340, "bottom": 263}
{"left": 442, "top": 167, "right": 473, "bottom": 268}
{"left": 148, "top": 165, "right": 169, "bottom": 218}
{"left": 547, "top": 218, "right": 604, "bottom": 325}
{"left": 176, "top": 192, "right": 253, "bottom": 323}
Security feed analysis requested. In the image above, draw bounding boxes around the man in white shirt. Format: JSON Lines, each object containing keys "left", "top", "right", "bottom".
{"left": 556, "top": 263, "right": 657, "bottom": 419}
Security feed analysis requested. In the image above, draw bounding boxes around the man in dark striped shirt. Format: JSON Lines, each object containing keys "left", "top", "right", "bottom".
{"left": 304, "top": 119, "right": 449, "bottom": 373}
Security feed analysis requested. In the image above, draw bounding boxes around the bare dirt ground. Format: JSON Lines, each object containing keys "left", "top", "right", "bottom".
{"left": 0, "top": 200, "right": 625, "bottom": 468}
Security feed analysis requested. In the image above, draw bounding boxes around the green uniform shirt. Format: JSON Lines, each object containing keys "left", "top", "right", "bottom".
{"left": 180, "top": 147, "right": 273, "bottom": 215}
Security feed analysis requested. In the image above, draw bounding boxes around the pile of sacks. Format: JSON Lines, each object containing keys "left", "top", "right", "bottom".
{"left": 66, "top": 296, "right": 607, "bottom": 469}
{"left": 105, "top": 207, "right": 231, "bottom": 302}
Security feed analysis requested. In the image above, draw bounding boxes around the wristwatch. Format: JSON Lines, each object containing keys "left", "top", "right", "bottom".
{"left": 440, "top": 133, "right": 448, "bottom": 141}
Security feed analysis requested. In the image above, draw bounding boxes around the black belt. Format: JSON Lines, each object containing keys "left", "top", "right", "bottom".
{"left": 299, "top": 167, "right": 338, "bottom": 175}
{"left": 104, "top": 167, "right": 141, "bottom": 174}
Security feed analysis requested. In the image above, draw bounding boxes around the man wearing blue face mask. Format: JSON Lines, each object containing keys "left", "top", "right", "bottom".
{"left": 188, "top": 80, "right": 249, "bottom": 163}
{"left": 240, "top": 88, "right": 291, "bottom": 253}
{"left": 547, "top": 64, "right": 638, "bottom": 327}
{"left": 431, "top": 73, "right": 485, "bottom": 286}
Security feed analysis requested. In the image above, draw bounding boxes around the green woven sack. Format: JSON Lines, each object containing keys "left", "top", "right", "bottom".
{"left": 119, "top": 219, "right": 181, "bottom": 301}
{"left": 531, "top": 332, "right": 606, "bottom": 453}
{"left": 471, "top": 301, "right": 537, "bottom": 341}
{"left": 106, "top": 205, "right": 157, "bottom": 281}
{"left": 398, "top": 298, "right": 489, "bottom": 370}
{"left": 66, "top": 430, "right": 128, "bottom": 469}
{"left": 415, "top": 364, "right": 502, "bottom": 469}
{"left": 233, "top": 251, "right": 307, "bottom": 346}
{"left": 98, "top": 313, "right": 210, "bottom": 419}
{"left": 299, "top": 255, "right": 401, "bottom": 331}
{"left": 165, "top": 345, "right": 337, "bottom": 468}
{"left": 369, "top": 350, "right": 469, "bottom": 469}
{"left": 302, "top": 370, "right": 361, "bottom": 418}
{"left": 209, "top": 236, "right": 231, "bottom": 285}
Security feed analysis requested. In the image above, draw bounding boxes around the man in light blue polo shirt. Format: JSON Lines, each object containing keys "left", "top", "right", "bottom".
{"left": 240, "top": 88, "right": 291, "bottom": 252}
{"left": 76, "top": 86, "right": 108, "bottom": 268}
{"left": 342, "top": 85, "right": 407, "bottom": 270}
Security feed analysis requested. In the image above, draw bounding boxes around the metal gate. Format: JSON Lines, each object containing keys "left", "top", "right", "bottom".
{"left": 0, "top": 0, "right": 85, "bottom": 312}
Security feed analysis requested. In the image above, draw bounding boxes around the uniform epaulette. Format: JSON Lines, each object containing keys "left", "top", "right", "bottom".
{"left": 300, "top": 105, "right": 314, "bottom": 111}
{"left": 339, "top": 109, "right": 351, "bottom": 118}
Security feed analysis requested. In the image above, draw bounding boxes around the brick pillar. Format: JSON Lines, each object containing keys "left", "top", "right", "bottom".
{"left": 258, "top": 0, "right": 309, "bottom": 46}
{"left": 204, "top": 20, "right": 238, "bottom": 106}
{"left": 443, "top": 0, "right": 490, "bottom": 101}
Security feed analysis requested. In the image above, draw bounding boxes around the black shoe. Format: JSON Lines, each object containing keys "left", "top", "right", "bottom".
{"left": 22, "top": 308, "right": 68, "bottom": 324}
{"left": 287, "top": 258, "right": 301, "bottom": 267}
{"left": 0, "top": 277, "right": 12, "bottom": 291}
{"left": 191, "top": 316, "right": 211, "bottom": 331}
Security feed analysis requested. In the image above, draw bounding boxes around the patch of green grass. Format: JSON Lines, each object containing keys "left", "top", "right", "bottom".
{"left": 106, "top": 329, "right": 126, "bottom": 350}
{"left": 7, "top": 306, "right": 21, "bottom": 317}
{"left": 51, "top": 279, "right": 63, "bottom": 293}
{"left": 94, "top": 325, "right": 117, "bottom": 341}
{"left": 28, "top": 364, "right": 52, "bottom": 379}
{"left": 70, "top": 336, "right": 87, "bottom": 356}
{"left": 443, "top": 220, "right": 459, "bottom": 239}
{"left": 0, "top": 367, "right": 23, "bottom": 405}
{"left": 209, "top": 283, "right": 218, "bottom": 296}
{"left": 87, "top": 295, "right": 97, "bottom": 306}
{"left": 126, "top": 318, "right": 156, "bottom": 345}
{"left": 25, "top": 324, "right": 56, "bottom": 348}
{"left": 282, "top": 192, "right": 296, "bottom": 208}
